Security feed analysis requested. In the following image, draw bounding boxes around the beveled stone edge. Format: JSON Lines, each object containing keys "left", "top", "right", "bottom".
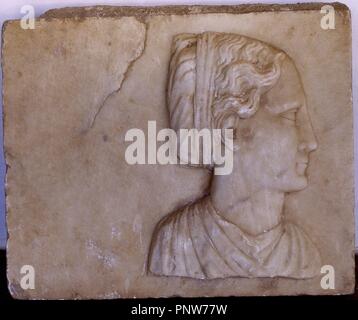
{"left": 38, "top": 3, "right": 350, "bottom": 21}
{"left": 0, "top": 3, "right": 351, "bottom": 47}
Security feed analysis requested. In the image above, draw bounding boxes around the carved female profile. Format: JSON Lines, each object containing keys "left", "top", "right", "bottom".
{"left": 148, "top": 32, "right": 321, "bottom": 279}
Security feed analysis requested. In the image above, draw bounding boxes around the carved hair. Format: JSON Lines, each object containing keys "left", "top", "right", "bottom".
{"left": 167, "top": 32, "right": 285, "bottom": 166}
{"left": 168, "top": 32, "right": 285, "bottom": 127}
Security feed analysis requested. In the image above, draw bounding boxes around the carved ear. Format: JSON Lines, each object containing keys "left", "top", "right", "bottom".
{"left": 222, "top": 112, "right": 237, "bottom": 128}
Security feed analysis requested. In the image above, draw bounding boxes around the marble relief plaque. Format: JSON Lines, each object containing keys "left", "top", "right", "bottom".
{"left": 2, "top": 4, "right": 354, "bottom": 299}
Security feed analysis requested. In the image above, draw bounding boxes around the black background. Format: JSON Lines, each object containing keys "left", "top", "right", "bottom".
{"left": 0, "top": 250, "right": 357, "bottom": 315}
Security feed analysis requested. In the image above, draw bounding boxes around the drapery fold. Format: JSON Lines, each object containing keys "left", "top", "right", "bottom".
{"left": 148, "top": 196, "right": 321, "bottom": 279}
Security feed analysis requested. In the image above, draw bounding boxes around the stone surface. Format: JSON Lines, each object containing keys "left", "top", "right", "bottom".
{"left": 2, "top": 4, "right": 354, "bottom": 298}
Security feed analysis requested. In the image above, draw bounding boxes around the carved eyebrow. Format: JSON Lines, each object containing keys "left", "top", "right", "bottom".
{"left": 265, "top": 102, "right": 301, "bottom": 115}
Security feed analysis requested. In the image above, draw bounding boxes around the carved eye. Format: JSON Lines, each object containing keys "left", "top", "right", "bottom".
{"left": 235, "top": 87, "right": 254, "bottom": 104}
{"left": 280, "top": 110, "right": 297, "bottom": 124}
{"left": 237, "top": 93, "right": 250, "bottom": 104}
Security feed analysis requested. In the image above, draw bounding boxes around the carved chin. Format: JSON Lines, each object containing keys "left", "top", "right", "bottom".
{"left": 274, "top": 172, "right": 308, "bottom": 192}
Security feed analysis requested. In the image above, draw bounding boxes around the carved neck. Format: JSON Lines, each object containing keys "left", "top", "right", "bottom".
{"left": 210, "top": 179, "right": 285, "bottom": 236}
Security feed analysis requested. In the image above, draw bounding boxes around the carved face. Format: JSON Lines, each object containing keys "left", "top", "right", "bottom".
{"left": 233, "top": 57, "right": 317, "bottom": 193}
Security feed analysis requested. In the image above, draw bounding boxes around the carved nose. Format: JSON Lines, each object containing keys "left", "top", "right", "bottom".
{"left": 298, "top": 140, "right": 317, "bottom": 153}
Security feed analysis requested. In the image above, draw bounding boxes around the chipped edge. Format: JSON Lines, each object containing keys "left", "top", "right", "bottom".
{"left": 38, "top": 3, "right": 350, "bottom": 21}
